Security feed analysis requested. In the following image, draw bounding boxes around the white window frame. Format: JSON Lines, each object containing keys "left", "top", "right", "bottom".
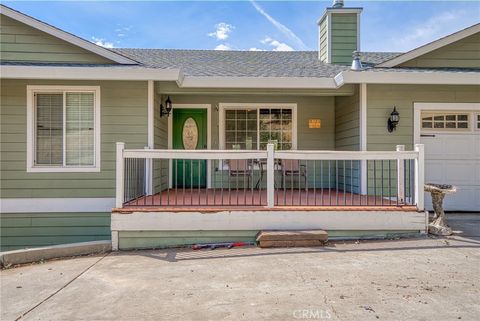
{"left": 219, "top": 103, "right": 298, "bottom": 150}
{"left": 26, "top": 85, "right": 101, "bottom": 172}
{"left": 475, "top": 113, "right": 480, "bottom": 131}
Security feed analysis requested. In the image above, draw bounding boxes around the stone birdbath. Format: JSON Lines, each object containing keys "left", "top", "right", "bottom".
{"left": 424, "top": 183, "right": 457, "bottom": 236}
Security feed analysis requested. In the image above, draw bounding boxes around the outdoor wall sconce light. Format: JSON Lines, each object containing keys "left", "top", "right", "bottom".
{"left": 387, "top": 106, "right": 400, "bottom": 132}
{"left": 160, "top": 96, "right": 173, "bottom": 118}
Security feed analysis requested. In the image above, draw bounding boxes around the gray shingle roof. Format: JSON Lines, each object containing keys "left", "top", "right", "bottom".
{"left": 111, "top": 49, "right": 352, "bottom": 77}
{"left": 110, "top": 49, "right": 406, "bottom": 77}
{"left": 359, "top": 52, "right": 402, "bottom": 66}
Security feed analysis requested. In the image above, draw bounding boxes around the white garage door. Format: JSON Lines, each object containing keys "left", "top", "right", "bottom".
{"left": 420, "top": 111, "right": 480, "bottom": 211}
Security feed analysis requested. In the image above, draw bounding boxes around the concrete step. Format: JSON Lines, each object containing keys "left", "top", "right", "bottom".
{"left": 256, "top": 230, "right": 328, "bottom": 248}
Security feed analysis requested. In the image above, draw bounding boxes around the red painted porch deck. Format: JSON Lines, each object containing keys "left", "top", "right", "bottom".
{"left": 115, "top": 188, "right": 417, "bottom": 213}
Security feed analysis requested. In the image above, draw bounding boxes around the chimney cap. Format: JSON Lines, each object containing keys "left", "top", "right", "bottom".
{"left": 332, "top": 0, "right": 344, "bottom": 8}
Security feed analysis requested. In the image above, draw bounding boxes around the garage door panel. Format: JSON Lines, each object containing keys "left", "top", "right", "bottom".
{"left": 443, "top": 160, "right": 480, "bottom": 184}
{"left": 424, "top": 161, "right": 445, "bottom": 182}
{"left": 420, "top": 111, "right": 479, "bottom": 211}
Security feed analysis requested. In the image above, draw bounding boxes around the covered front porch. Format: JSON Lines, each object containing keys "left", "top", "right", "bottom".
{"left": 111, "top": 143, "right": 427, "bottom": 250}
{"left": 110, "top": 84, "right": 427, "bottom": 250}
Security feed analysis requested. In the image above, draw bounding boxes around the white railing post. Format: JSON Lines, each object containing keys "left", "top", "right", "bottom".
{"left": 396, "top": 145, "right": 405, "bottom": 203}
{"left": 144, "top": 146, "right": 152, "bottom": 195}
{"left": 266, "top": 143, "right": 275, "bottom": 208}
{"left": 115, "top": 142, "right": 125, "bottom": 208}
{"left": 415, "top": 144, "right": 425, "bottom": 211}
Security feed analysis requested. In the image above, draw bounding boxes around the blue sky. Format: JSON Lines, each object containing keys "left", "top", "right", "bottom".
{"left": 4, "top": 1, "right": 480, "bottom": 52}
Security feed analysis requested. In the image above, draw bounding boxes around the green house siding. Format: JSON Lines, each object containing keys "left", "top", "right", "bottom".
{"left": 0, "top": 212, "right": 111, "bottom": 251}
{"left": 319, "top": 17, "right": 328, "bottom": 62}
{"left": 399, "top": 33, "right": 480, "bottom": 68}
{"left": 366, "top": 84, "right": 480, "bottom": 151}
{"left": 0, "top": 14, "right": 115, "bottom": 64}
{"left": 364, "top": 84, "right": 479, "bottom": 198}
{"left": 335, "top": 85, "right": 360, "bottom": 193}
{"left": 330, "top": 13, "right": 358, "bottom": 65}
{"left": 0, "top": 79, "right": 148, "bottom": 199}
{"left": 153, "top": 93, "right": 169, "bottom": 194}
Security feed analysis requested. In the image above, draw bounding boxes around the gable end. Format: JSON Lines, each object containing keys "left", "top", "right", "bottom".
{"left": 0, "top": 5, "right": 137, "bottom": 65}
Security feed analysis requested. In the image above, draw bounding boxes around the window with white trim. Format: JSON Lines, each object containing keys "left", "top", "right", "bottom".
{"left": 28, "top": 87, "right": 100, "bottom": 171}
{"left": 476, "top": 114, "right": 480, "bottom": 130}
{"left": 224, "top": 106, "right": 295, "bottom": 150}
{"left": 421, "top": 112, "right": 470, "bottom": 130}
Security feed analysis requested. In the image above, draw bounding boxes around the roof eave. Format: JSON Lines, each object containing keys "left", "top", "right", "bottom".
{"left": 336, "top": 70, "right": 480, "bottom": 86}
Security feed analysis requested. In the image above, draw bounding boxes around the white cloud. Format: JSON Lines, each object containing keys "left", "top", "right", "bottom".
{"left": 208, "top": 22, "right": 234, "bottom": 41}
{"left": 249, "top": 47, "right": 266, "bottom": 51}
{"left": 114, "top": 25, "right": 132, "bottom": 38}
{"left": 214, "top": 44, "right": 232, "bottom": 51}
{"left": 389, "top": 10, "right": 469, "bottom": 51}
{"left": 261, "top": 37, "right": 294, "bottom": 51}
{"left": 91, "top": 36, "right": 114, "bottom": 48}
{"left": 250, "top": 0, "right": 307, "bottom": 50}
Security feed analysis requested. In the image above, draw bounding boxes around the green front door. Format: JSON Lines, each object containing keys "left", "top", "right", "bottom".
{"left": 172, "top": 109, "right": 207, "bottom": 188}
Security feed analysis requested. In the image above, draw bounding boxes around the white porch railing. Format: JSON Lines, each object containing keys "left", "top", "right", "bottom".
{"left": 115, "top": 142, "right": 424, "bottom": 210}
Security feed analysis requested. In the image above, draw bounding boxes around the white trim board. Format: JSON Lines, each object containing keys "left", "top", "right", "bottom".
{"left": 112, "top": 210, "right": 426, "bottom": 232}
{"left": 0, "top": 65, "right": 181, "bottom": 81}
{"left": 413, "top": 102, "right": 480, "bottom": 145}
{"left": 378, "top": 23, "right": 480, "bottom": 68}
{"left": 0, "top": 4, "right": 137, "bottom": 65}
{"left": 0, "top": 198, "right": 115, "bottom": 213}
{"left": 359, "top": 83, "right": 367, "bottom": 194}
{"left": 336, "top": 70, "right": 480, "bottom": 86}
{"left": 26, "top": 85, "right": 101, "bottom": 173}
{"left": 167, "top": 104, "right": 212, "bottom": 188}
{"left": 218, "top": 103, "right": 298, "bottom": 150}
{"left": 180, "top": 76, "right": 337, "bottom": 89}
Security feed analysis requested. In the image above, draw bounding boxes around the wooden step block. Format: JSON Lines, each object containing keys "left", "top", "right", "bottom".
{"left": 256, "top": 230, "right": 328, "bottom": 242}
{"left": 259, "top": 239, "right": 326, "bottom": 248}
{"left": 256, "top": 230, "right": 328, "bottom": 248}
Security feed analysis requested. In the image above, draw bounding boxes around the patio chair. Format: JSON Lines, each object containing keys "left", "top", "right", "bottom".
{"left": 229, "top": 159, "right": 253, "bottom": 188}
{"left": 281, "top": 159, "right": 307, "bottom": 190}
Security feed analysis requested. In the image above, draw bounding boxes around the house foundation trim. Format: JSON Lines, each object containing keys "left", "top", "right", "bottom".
{"left": 111, "top": 211, "right": 427, "bottom": 234}
{"left": 0, "top": 198, "right": 115, "bottom": 213}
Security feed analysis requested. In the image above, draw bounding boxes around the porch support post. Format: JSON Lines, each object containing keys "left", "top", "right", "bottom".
{"left": 116, "top": 142, "right": 125, "bottom": 208}
{"left": 146, "top": 80, "right": 154, "bottom": 194}
{"left": 266, "top": 143, "right": 275, "bottom": 208}
{"left": 396, "top": 145, "right": 405, "bottom": 203}
{"left": 415, "top": 144, "right": 425, "bottom": 211}
{"left": 360, "top": 83, "right": 368, "bottom": 195}
{"left": 144, "top": 146, "right": 152, "bottom": 195}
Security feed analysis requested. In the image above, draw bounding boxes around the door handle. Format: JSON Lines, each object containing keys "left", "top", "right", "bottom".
{"left": 420, "top": 134, "right": 436, "bottom": 137}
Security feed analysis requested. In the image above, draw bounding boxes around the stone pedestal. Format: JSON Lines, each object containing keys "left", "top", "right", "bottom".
{"left": 424, "top": 184, "right": 456, "bottom": 236}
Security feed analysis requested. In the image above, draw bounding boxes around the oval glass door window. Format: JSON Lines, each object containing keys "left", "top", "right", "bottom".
{"left": 182, "top": 117, "right": 198, "bottom": 150}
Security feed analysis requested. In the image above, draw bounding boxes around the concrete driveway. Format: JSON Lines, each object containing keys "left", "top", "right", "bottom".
{"left": 2, "top": 214, "right": 479, "bottom": 321}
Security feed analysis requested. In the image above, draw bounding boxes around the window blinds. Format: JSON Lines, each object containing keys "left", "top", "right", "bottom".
{"left": 36, "top": 93, "right": 63, "bottom": 165}
{"left": 35, "top": 92, "right": 95, "bottom": 167}
{"left": 66, "top": 93, "right": 94, "bottom": 165}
